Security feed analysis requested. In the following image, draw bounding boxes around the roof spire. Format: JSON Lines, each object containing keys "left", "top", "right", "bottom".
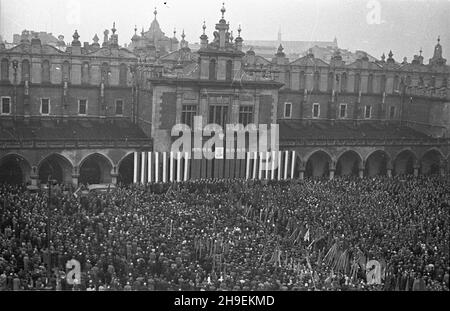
{"left": 134, "top": 25, "right": 138, "bottom": 35}
{"left": 221, "top": 3, "right": 226, "bottom": 19}
{"left": 174, "top": 28, "right": 176, "bottom": 38}
{"left": 181, "top": 29, "right": 185, "bottom": 41}
{"left": 112, "top": 22, "right": 117, "bottom": 35}
{"left": 238, "top": 24, "right": 242, "bottom": 37}
{"left": 419, "top": 48, "right": 422, "bottom": 56}
{"left": 437, "top": 35, "right": 440, "bottom": 44}
{"left": 202, "top": 21, "right": 206, "bottom": 35}
{"left": 154, "top": 7, "right": 157, "bottom": 19}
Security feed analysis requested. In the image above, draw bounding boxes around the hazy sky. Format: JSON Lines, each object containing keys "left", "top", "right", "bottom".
{"left": 1, "top": 0, "right": 449, "bottom": 61}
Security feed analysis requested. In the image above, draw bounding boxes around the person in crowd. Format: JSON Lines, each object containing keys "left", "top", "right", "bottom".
{"left": 0, "top": 175, "right": 448, "bottom": 291}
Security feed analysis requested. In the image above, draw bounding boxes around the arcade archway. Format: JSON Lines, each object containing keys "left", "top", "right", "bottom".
{"left": 0, "top": 154, "right": 31, "bottom": 185}
{"left": 305, "top": 150, "right": 332, "bottom": 178}
{"left": 336, "top": 151, "right": 362, "bottom": 177}
{"left": 421, "top": 149, "right": 442, "bottom": 175}
{"left": 393, "top": 150, "right": 416, "bottom": 176}
{"left": 118, "top": 153, "right": 134, "bottom": 185}
{"left": 38, "top": 154, "right": 73, "bottom": 185}
{"left": 79, "top": 153, "right": 113, "bottom": 185}
{"left": 365, "top": 150, "right": 389, "bottom": 177}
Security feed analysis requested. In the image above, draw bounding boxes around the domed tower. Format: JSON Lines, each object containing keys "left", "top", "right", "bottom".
{"left": 429, "top": 36, "right": 447, "bottom": 66}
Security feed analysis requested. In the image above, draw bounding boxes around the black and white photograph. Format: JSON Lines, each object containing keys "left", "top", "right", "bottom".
{"left": 0, "top": 0, "right": 449, "bottom": 303}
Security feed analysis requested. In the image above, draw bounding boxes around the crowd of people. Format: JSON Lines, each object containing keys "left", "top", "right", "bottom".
{"left": 0, "top": 175, "right": 449, "bottom": 291}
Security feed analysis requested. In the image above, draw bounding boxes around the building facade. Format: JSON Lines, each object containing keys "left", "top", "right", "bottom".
{"left": 0, "top": 5, "right": 449, "bottom": 187}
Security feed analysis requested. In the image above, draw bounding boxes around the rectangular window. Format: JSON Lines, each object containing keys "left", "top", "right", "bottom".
{"left": 79, "top": 99, "right": 87, "bottom": 115}
{"left": 239, "top": 106, "right": 254, "bottom": 126}
{"left": 181, "top": 105, "right": 197, "bottom": 128}
{"left": 115, "top": 100, "right": 124, "bottom": 116}
{"left": 340, "top": 104, "right": 347, "bottom": 119}
{"left": 312, "top": 103, "right": 320, "bottom": 118}
{"left": 284, "top": 102, "right": 292, "bottom": 119}
{"left": 1, "top": 97, "right": 11, "bottom": 114}
{"left": 208, "top": 96, "right": 230, "bottom": 127}
{"left": 209, "top": 105, "right": 229, "bottom": 128}
{"left": 40, "top": 98, "right": 50, "bottom": 115}
{"left": 389, "top": 106, "right": 396, "bottom": 119}
{"left": 365, "top": 105, "right": 372, "bottom": 119}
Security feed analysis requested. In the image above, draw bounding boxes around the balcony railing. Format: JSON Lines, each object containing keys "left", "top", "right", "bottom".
{"left": 0, "top": 138, "right": 152, "bottom": 149}
{"left": 280, "top": 137, "right": 449, "bottom": 147}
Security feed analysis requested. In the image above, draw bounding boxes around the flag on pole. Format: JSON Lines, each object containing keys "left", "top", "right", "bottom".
{"left": 304, "top": 229, "right": 310, "bottom": 242}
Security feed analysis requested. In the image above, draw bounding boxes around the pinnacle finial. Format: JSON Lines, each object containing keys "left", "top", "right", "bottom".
{"left": 73, "top": 30, "right": 80, "bottom": 41}
{"left": 154, "top": 7, "right": 157, "bottom": 18}
{"left": 174, "top": 28, "right": 176, "bottom": 37}
{"left": 419, "top": 48, "right": 423, "bottom": 56}
{"left": 221, "top": 3, "right": 226, "bottom": 19}
{"left": 112, "top": 22, "right": 117, "bottom": 35}
{"left": 238, "top": 24, "right": 242, "bottom": 37}
{"left": 182, "top": 29, "right": 185, "bottom": 40}
{"left": 202, "top": 21, "right": 206, "bottom": 35}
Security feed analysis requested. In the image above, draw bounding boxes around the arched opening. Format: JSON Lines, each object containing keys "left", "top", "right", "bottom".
{"left": 313, "top": 71, "right": 320, "bottom": 92}
{"left": 38, "top": 154, "right": 73, "bottom": 185}
{"left": 62, "top": 61, "right": 70, "bottom": 82}
{"left": 354, "top": 73, "right": 361, "bottom": 93}
{"left": 21, "top": 59, "right": 30, "bottom": 82}
{"left": 299, "top": 71, "right": 306, "bottom": 90}
{"left": 118, "top": 153, "right": 134, "bottom": 185}
{"left": 341, "top": 72, "right": 347, "bottom": 93}
{"left": 209, "top": 59, "right": 217, "bottom": 81}
{"left": 305, "top": 151, "right": 332, "bottom": 178}
{"left": 393, "top": 150, "right": 416, "bottom": 176}
{"left": 365, "top": 150, "right": 389, "bottom": 177}
{"left": 101, "top": 62, "right": 110, "bottom": 85}
{"left": 421, "top": 149, "right": 442, "bottom": 175}
{"left": 380, "top": 75, "right": 386, "bottom": 93}
{"left": 81, "top": 62, "right": 90, "bottom": 85}
{"left": 0, "top": 154, "right": 31, "bottom": 185}
{"left": 336, "top": 151, "right": 361, "bottom": 177}
{"left": 79, "top": 153, "right": 113, "bottom": 185}
{"left": 1, "top": 58, "right": 9, "bottom": 81}
{"left": 226, "top": 60, "right": 233, "bottom": 81}
{"left": 327, "top": 72, "right": 334, "bottom": 92}
{"left": 119, "top": 63, "right": 128, "bottom": 86}
{"left": 367, "top": 74, "right": 374, "bottom": 93}
{"left": 42, "top": 60, "right": 51, "bottom": 83}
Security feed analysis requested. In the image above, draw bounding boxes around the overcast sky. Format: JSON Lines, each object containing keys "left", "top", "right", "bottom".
{"left": 1, "top": 0, "right": 449, "bottom": 61}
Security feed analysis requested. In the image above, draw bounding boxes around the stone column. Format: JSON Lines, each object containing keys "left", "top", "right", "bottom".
{"left": 329, "top": 161, "right": 336, "bottom": 180}
{"left": 329, "top": 170, "right": 335, "bottom": 180}
{"left": 359, "top": 161, "right": 365, "bottom": 179}
{"left": 387, "top": 161, "right": 393, "bottom": 178}
{"left": 299, "top": 170, "right": 305, "bottom": 180}
{"left": 414, "top": 165, "right": 420, "bottom": 177}
{"left": 30, "top": 166, "right": 39, "bottom": 186}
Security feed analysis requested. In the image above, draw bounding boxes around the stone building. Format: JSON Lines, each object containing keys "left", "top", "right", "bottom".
{"left": 0, "top": 5, "right": 449, "bottom": 186}
{"left": 0, "top": 24, "right": 152, "bottom": 186}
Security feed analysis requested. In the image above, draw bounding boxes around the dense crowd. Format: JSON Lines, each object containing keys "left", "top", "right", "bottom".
{"left": 0, "top": 175, "right": 449, "bottom": 291}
